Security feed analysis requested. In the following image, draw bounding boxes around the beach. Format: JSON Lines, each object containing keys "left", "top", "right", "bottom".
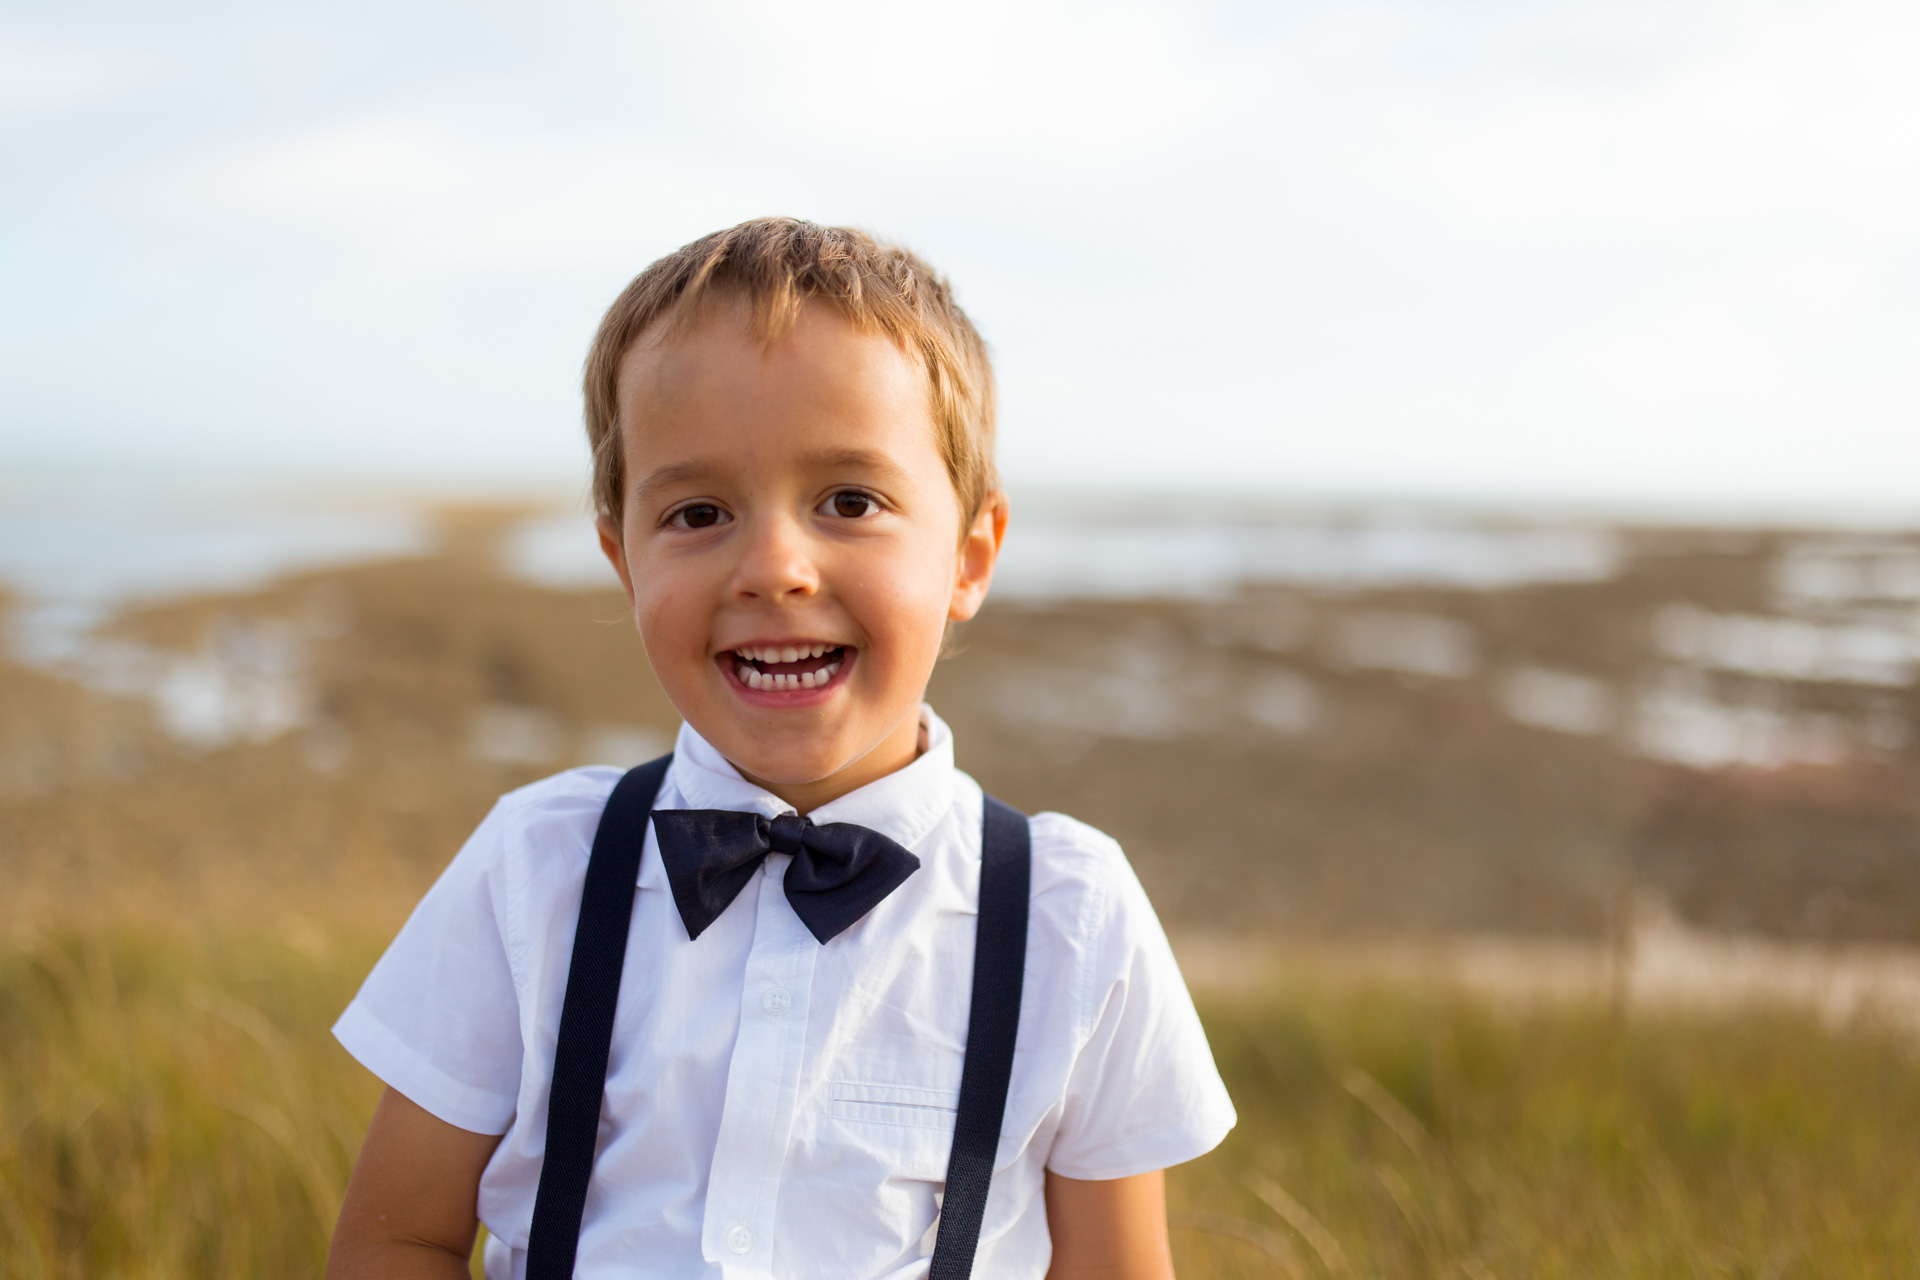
{"left": 5, "top": 489, "right": 1920, "bottom": 1275}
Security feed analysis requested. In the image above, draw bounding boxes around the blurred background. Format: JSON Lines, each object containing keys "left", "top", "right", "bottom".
{"left": 5, "top": 1, "right": 1920, "bottom": 1276}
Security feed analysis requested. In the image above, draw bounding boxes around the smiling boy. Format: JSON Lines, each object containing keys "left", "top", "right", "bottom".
{"left": 327, "top": 219, "right": 1234, "bottom": 1279}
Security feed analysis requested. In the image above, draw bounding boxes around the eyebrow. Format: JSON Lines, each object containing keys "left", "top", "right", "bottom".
{"left": 798, "top": 447, "right": 913, "bottom": 488}
{"left": 632, "top": 460, "right": 724, "bottom": 506}
{"left": 632, "top": 448, "right": 914, "bottom": 504}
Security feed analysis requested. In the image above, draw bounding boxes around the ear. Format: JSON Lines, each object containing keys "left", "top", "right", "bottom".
{"left": 948, "top": 490, "right": 1009, "bottom": 622}
{"left": 596, "top": 513, "right": 639, "bottom": 610}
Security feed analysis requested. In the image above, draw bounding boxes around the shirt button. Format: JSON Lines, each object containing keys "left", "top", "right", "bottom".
{"left": 761, "top": 986, "right": 792, "bottom": 1017}
{"left": 726, "top": 1224, "right": 752, "bottom": 1254}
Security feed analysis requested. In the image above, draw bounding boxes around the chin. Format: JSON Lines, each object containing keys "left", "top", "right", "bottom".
{"left": 732, "top": 747, "right": 850, "bottom": 788}
{"left": 705, "top": 720, "right": 851, "bottom": 785}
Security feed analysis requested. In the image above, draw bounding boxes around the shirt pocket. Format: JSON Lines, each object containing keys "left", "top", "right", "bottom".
{"left": 828, "top": 1082, "right": 958, "bottom": 1180}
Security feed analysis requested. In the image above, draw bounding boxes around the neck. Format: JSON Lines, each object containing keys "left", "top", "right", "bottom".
{"left": 735, "top": 710, "right": 928, "bottom": 815}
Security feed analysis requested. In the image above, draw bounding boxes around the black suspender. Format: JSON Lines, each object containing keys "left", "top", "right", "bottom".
{"left": 524, "top": 756, "right": 1032, "bottom": 1279}
{"left": 930, "top": 794, "right": 1030, "bottom": 1279}
{"left": 525, "top": 754, "right": 672, "bottom": 1280}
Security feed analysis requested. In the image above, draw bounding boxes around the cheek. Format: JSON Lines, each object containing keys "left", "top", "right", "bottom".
{"left": 629, "top": 563, "right": 707, "bottom": 663}
{"left": 852, "top": 540, "right": 957, "bottom": 660}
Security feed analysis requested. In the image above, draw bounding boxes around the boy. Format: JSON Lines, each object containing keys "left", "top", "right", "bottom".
{"left": 327, "top": 218, "right": 1234, "bottom": 1279}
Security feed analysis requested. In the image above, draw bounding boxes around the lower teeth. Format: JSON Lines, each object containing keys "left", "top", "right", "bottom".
{"left": 735, "top": 660, "right": 842, "bottom": 691}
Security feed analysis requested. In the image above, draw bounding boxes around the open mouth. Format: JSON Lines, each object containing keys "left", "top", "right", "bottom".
{"left": 727, "top": 643, "right": 849, "bottom": 692}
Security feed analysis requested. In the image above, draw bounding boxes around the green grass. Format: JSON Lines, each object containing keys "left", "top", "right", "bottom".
{"left": 0, "top": 927, "right": 384, "bottom": 1279}
{"left": 1172, "top": 989, "right": 1920, "bottom": 1278}
{"left": 5, "top": 927, "right": 1919, "bottom": 1278}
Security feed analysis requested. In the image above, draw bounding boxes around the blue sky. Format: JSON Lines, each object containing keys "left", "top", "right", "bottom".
{"left": 3, "top": 0, "right": 1917, "bottom": 510}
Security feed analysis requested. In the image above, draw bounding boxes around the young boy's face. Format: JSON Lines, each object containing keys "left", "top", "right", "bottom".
{"left": 598, "top": 298, "right": 1005, "bottom": 804}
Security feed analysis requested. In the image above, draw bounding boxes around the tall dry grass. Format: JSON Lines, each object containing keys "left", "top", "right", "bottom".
{"left": 0, "top": 924, "right": 386, "bottom": 1278}
{"left": 1172, "top": 987, "right": 1920, "bottom": 1278}
{"left": 5, "top": 921, "right": 1918, "bottom": 1278}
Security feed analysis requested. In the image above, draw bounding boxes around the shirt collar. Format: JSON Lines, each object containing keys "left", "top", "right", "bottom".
{"left": 668, "top": 705, "right": 957, "bottom": 853}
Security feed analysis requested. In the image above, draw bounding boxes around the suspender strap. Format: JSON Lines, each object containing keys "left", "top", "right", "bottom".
{"left": 525, "top": 754, "right": 673, "bottom": 1280}
{"left": 524, "top": 764, "right": 1030, "bottom": 1280}
{"left": 928, "top": 794, "right": 1032, "bottom": 1280}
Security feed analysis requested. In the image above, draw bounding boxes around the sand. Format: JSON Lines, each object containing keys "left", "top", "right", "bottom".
{"left": 4, "top": 506, "right": 1918, "bottom": 957}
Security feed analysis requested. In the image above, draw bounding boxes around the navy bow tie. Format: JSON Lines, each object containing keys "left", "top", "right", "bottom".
{"left": 649, "top": 809, "right": 921, "bottom": 943}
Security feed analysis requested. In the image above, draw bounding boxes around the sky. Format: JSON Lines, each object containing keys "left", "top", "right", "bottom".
{"left": 2, "top": 0, "right": 1917, "bottom": 512}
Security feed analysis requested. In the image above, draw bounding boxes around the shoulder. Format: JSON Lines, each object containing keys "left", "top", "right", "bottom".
{"left": 497, "top": 763, "right": 624, "bottom": 817}
{"left": 435, "top": 766, "right": 627, "bottom": 903}
{"left": 1016, "top": 809, "right": 1169, "bottom": 1002}
{"left": 1025, "top": 809, "right": 1154, "bottom": 910}
{"left": 960, "top": 792, "right": 1147, "bottom": 931}
{"left": 1025, "top": 809, "right": 1131, "bottom": 905}
{"left": 488, "top": 766, "right": 625, "bottom": 856}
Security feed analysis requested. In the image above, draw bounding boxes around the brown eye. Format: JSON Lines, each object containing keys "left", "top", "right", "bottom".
{"left": 675, "top": 503, "right": 724, "bottom": 529}
{"left": 829, "top": 491, "right": 875, "bottom": 518}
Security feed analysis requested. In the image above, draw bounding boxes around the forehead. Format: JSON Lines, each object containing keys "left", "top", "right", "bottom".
{"left": 616, "top": 300, "right": 936, "bottom": 464}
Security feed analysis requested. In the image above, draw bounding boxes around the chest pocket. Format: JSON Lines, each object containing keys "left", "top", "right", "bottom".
{"left": 829, "top": 1082, "right": 958, "bottom": 1180}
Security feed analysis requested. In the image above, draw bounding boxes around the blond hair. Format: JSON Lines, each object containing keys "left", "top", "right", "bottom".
{"left": 583, "top": 217, "right": 997, "bottom": 526}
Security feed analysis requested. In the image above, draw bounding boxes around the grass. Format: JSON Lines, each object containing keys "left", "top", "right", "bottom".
{"left": 4, "top": 924, "right": 1919, "bottom": 1278}
{"left": 0, "top": 926, "right": 385, "bottom": 1279}
{"left": 1173, "top": 989, "right": 1920, "bottom": 1278}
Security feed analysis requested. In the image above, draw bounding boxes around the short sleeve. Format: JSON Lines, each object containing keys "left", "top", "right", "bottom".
{"left": 333, "top": 801, "right": 526, "bottom": 1135}
{"left": 1043, "top": 840, "right": 1236, "bottom": 1181}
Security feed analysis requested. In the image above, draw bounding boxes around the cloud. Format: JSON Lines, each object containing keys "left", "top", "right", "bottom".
{"left": 0, "top": 26, "right": 128, "bottom": 113}
{"left": 160, "top": 103, "right": 807, "bottom": 271}
{"left": 1, "top": 0, "right": 1918, "bottom": 505}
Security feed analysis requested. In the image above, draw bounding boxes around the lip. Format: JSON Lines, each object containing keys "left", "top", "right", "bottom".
{"left": 716, "top": 643, "right": 855, "bottom": 708}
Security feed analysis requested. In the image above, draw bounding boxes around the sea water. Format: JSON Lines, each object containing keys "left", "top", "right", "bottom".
{"left": 0, "top": 469, "right": 430, "bottom": 667}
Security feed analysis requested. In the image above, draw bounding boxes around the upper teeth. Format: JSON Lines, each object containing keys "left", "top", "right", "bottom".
{"left": 736, "top": 643, "right": 836, "bottom": 663}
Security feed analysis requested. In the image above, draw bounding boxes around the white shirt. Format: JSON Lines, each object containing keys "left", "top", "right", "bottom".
{"left": 335, "top": 707, "right": 1235, "bottom": 1280}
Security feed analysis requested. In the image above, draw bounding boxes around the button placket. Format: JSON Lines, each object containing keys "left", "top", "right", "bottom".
{"left": 701, "top": 853, "right": 815, "bottom": 1274}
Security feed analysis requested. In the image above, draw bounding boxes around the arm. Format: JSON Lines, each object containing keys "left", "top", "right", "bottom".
{"left": 1044, "top": 1168, "right": 1176, "bottom": 1280}
{"left": 327, "top": 1087, "right": 505, "bottom": 1280}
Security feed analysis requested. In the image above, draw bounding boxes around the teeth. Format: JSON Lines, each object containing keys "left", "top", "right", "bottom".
{"left": 732, "top": 645, "right": 847, "bottom": 690}
{"left": 736, "top": 660, "right": 843, "bottom": 692}
{"left": 734, "top": 643, "right": 844, "bottom": 663}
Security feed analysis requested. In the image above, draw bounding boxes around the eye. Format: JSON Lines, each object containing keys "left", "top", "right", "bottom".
{"left": 823, "top": 490, "right": 880, "bottom": 519}
{"left": 668, "top": 502, "right": 729, "bottom": 530}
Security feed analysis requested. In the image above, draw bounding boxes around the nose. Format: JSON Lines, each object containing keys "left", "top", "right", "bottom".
{"left": 731, "top": 511, "right": 820, "bottom": 603}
